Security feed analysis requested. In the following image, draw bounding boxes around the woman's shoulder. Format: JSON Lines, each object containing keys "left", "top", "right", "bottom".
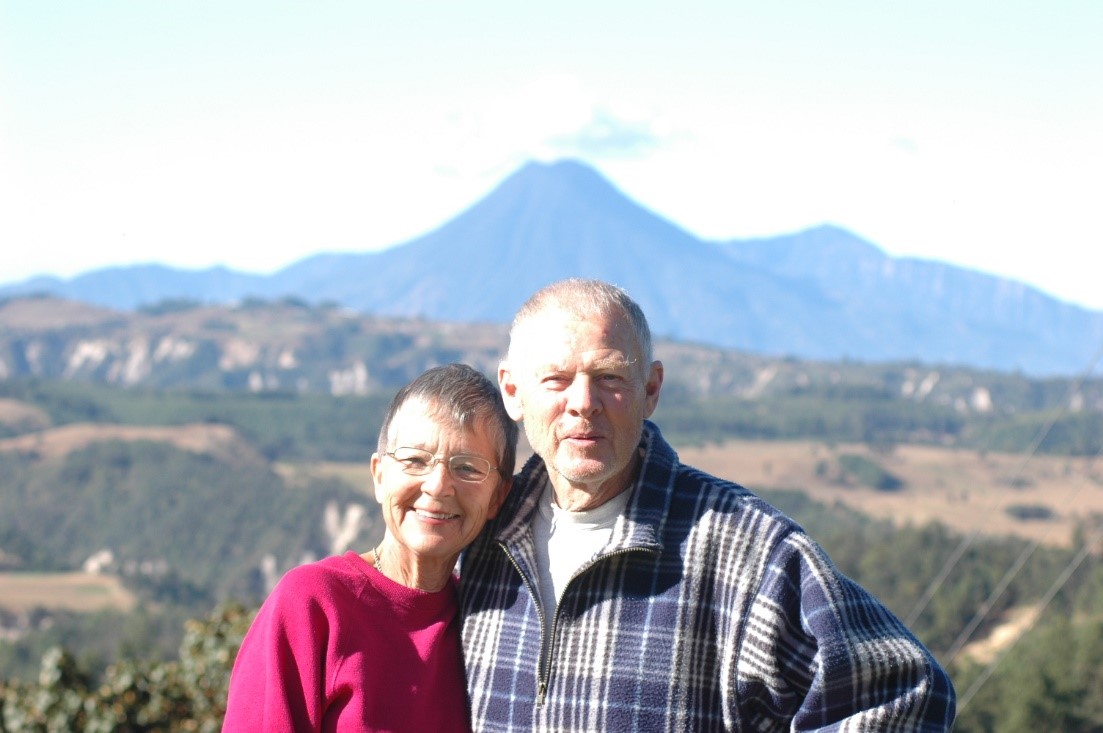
{"left": 271, "top": 552, "right": 369, "bottom": 603}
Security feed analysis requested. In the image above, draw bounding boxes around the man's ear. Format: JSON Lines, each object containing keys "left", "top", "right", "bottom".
{"left": 487, "top": 477, "right": 512, "bottom": 519}
{"left": 498, "top": 362, "right": 525, "bottom": 421}
{"left": 371, "top": 453, "right": 386, "bottom": 503}
{"left": 642, "top": 360, "right": 664, "bottom": 418}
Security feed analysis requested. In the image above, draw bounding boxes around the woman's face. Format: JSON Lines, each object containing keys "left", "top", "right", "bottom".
{"left": 371, "top": 399, "right": 509, "bottom": 566}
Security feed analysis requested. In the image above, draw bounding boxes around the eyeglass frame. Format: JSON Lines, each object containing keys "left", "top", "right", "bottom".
{"left": 383, "top": 446, "right": 503, "bottom": 484}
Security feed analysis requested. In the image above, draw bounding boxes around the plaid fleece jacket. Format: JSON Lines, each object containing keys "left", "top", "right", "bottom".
{"left": 458, "top": 421, "right": 956, "bottom": 732}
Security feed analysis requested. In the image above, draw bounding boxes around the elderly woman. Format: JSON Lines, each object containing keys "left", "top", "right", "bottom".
{"left": 223, "top": 363, "right": 517, "bottom": 732}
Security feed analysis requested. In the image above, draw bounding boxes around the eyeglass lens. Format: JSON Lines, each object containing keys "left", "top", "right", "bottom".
{"left": 389, "top": 447, "right": 493, "bottom": 482}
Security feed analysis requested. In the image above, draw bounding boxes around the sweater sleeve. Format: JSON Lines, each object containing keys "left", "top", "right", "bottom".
{"left": 740, "top": 532, "right": 957, "bottom": 732}
{"left": 223, "top": 568, "right": 334, "bottom": 732}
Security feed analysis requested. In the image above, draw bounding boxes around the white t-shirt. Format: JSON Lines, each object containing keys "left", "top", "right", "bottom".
{"left": 532, "top": 479, "right": 632, "bottom": 625}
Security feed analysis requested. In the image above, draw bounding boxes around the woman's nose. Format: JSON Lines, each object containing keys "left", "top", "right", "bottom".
{"left": 420, "top": 460, "right": 455, "bottom": 496}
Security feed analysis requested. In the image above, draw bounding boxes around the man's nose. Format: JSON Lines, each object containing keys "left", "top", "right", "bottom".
{"left": 565, "top": 376, "right": 600, "bottom": 417}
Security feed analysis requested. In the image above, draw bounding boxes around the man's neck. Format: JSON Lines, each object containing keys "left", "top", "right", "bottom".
{"left": 549, "top": 458, "right": 639, "bottom": 512}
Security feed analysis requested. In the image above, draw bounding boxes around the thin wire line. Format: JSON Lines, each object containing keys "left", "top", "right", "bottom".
{"left": 904, "top": 341, "right": 1103, "bottom": 630}
{"left": 944, "top": 539, "right": 1040, "bottom": 665}
{"left": 957, "top": 518, "right": 1103, "bottom": 711}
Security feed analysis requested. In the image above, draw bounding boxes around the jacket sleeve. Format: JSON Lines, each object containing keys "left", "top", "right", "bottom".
{"left": 738, "top": 532, "right": 957, "bottom": 732}
{"left": 222, "top": 570, "right": 331, "bottom": 732}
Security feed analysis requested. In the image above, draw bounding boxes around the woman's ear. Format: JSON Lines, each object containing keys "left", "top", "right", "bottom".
{"left": 487, "top": 477, "right": 513, "bottom": 519}
{"left": 370, "top": 453, "right": 386, "bottom": 503}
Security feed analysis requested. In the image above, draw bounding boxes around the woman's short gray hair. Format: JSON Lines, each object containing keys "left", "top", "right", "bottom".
{"left": 377, "top": 363, "right": 518, "bottom": 479}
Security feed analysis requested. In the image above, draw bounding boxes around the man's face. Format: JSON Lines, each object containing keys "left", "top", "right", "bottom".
{"left": 499, "top": 308, "right": 662, "bottom": 509}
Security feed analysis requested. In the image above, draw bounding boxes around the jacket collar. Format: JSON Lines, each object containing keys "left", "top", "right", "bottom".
{"left": 491, "top": 420, "right": 675, "bottom": 556}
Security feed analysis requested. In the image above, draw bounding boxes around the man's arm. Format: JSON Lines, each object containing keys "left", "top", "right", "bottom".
{"left": 739, "top": 532, "right": 957, "bottom": 732}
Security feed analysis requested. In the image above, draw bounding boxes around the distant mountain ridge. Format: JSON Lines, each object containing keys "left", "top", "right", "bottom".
{"left": 3, "top": 159, "right": 1100, "bottom": 375}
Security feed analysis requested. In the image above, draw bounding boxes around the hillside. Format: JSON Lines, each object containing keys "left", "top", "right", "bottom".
{"left": 0, "top": 573, "right": 136, "bottom": 614}
{"left": 0, "top": 422, "right": 263, "bottom": 465}
{"left": 0, "top": 426, "right": 381, "bottom": 599}
{"left": 680, "top": 439, "right": 1103, "bottom": 548}
{"left": 3, "top": 296, "right": 1102, "bottom": 424}
{"left": 0, "top": 296, "right": 508, "bottom": 396}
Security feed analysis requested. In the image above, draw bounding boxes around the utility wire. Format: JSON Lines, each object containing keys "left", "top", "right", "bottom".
{"left": 957, "top": 517, "right": 1103, "bottom": 711}
{"left": 944, "top": 382, "right": 1103, "bottom": 662}
{"left": 904, "top": 341, "right": 1103, "bottom": 630}
{"left": 944, "top": 538, "right": 1040, "bottom": 665}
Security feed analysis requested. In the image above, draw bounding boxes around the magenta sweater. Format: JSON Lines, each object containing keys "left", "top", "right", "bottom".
{"left": 223, "top": 551, "right": 470, "bottom": 732}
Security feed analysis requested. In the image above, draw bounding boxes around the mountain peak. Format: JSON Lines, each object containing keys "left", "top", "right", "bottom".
{"left": 490, "top": 158, "right": 631, "bottom": 213}
{"left": 512, "top": 157, "right": 609, "bottom": 183}
{"left": 1, "top": 159, "right": 1099, "bottom": 375}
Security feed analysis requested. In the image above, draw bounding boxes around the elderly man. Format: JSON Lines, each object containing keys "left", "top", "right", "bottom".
{"left": 459, "top": 278, "right": 955, "bottom": 732}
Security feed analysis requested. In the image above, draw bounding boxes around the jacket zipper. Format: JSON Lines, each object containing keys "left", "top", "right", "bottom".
{"left": 498, "top": 543, "right": 551, "bottom": 705}
{"left": 500, "top": 542, "right": 659, "bottom": 708}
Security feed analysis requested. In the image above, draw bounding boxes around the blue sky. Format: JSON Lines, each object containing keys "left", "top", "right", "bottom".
{"left": 2, "top": 1, "right": 1101, "bottom": 309}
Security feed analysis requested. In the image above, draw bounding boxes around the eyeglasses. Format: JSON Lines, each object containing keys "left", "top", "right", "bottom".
{"left": 384, "top": 447, "right": 499, "bottom": 484}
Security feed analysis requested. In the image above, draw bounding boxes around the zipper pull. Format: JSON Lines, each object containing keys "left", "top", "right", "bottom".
{"left": 537, "top": 679, "right": 547, "bottom": 707}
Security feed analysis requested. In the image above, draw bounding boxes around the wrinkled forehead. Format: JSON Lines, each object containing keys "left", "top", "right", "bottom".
{"left": 528, "top": 350, "right": 637, "bottom": 376}
{"left": 509, "top": 309, "right": 643, "bottom": 370}
{"left": 386, "top": 397, "right": 493, "bottom": 445}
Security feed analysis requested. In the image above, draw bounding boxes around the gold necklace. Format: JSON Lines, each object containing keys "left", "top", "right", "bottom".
{"left": 373, "top": 544, "right": 383, "bottom": 573}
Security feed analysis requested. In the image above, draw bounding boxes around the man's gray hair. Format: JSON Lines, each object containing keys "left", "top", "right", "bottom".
{"left": 509, "top": 278, "right": 653, "bottom": 367}
{"left": 377, "top": 363, "right": 518, "bottom": 479}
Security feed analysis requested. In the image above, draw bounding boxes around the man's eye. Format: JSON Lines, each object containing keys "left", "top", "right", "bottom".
{"left": 402, "top": 457, "right": 430, "bottom": 469}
